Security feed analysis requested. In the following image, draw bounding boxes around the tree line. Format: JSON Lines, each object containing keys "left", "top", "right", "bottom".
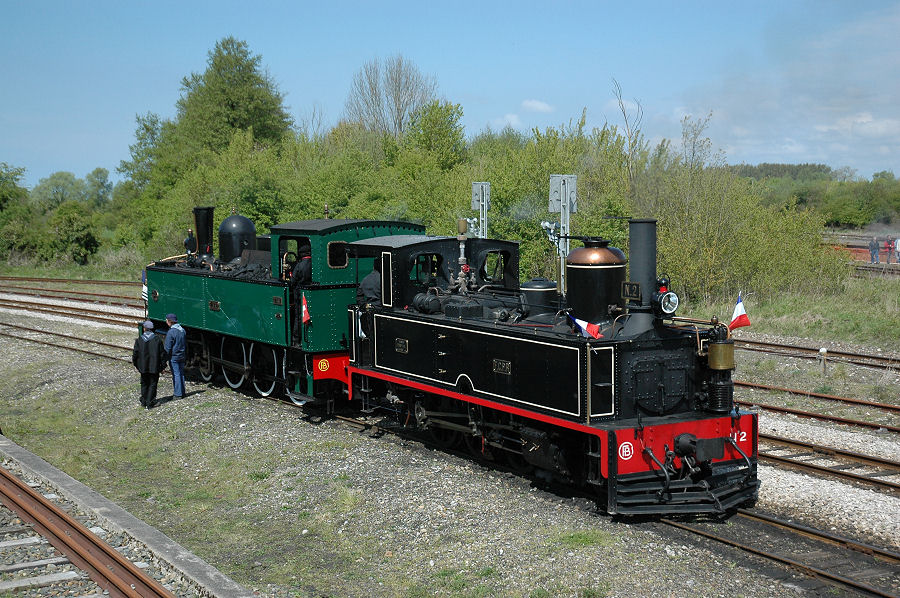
{"left": 2, "top": 37, "right": 868, "bottom": 301}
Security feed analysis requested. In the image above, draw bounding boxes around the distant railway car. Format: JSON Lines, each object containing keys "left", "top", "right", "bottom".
{"left": 146, "top": 208, "right": 759, "bottom": 515}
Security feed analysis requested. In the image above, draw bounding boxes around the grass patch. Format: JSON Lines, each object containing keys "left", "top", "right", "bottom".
{"left": 682, "top": 277, "right": 900, "bottom": 347}
{"left": 553, "top": 528, "right": 613, "bottom": 549}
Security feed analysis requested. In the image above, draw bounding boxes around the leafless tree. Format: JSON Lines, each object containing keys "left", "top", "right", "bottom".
{"left": 613, "top": 78, "right": 644, "bottom": 191}
{"left": 345, "top": 54, "right": 437, "bottom": 138}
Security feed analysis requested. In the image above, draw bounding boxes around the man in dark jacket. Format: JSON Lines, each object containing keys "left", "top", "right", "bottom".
{"left": 164, "top": 313, "right": 187, "bottom": 399}
{"left": 356, "top": 258, "right": 382, "bottom": 307}
{"left": 133, "top": 320, "right": 167, "bottom": 408}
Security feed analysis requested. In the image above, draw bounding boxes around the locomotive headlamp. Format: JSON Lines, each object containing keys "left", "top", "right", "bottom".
{"left": 652, "top": 290, "right": 679, "bottom": 315}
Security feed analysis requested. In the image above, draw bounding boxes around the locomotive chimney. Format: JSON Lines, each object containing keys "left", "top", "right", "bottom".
{"left": 193, "top": 206, "right": 215, "bottom": 262}
{"left": 628, "top": 218, "right": 657, "bottom": 307}
{"left": 621, "top": 218, "right": 657, "bottom": 337}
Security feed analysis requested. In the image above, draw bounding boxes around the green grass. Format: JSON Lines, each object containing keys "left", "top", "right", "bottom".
{"left": 552, "top": 528, "right": 613, "bottom": 549}
{"left": 681, "top": 277, "right": 900, "bottom": 347}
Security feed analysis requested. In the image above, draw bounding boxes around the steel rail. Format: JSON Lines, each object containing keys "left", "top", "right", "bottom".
{"left": 0, "top": 284, "right": 143, "bottom": 307}
{"left": 0, "top": 330, "right": 131, "bottom": 363}
{"left": 735, "top": 380, "right": 900, "bottom": 413}
{"left": 0, "top": 275, "right": 141, "bottom": 287}
{"left": 758, "top": 451, "right": 900, "bottom": 492}
{"left": 738, "top": 400, "right": 900, "bottom": 433}
{"left": 736, "top": 509, "right": 900, "bottom": 565}
{"left": 0, "top": 299, "right": 140, "bottom": 328}
{"left": 760, "top": 433, "right": 900, "bottom": 470}
{"left": 662, "top": 516, "right": 899, "bottom": 598}
{"left": 0, "top": 466, "right": 175, "bottom": 598}
{"left": 735, "top": 339, "right": 898, "bottom": 370}
{"left": 0, "top": 321, "right": 133, "bottom": 352}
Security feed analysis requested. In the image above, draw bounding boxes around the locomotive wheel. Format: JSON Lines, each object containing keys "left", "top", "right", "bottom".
{"left": 220, "top": 337, "right": 247, "bottom": 389}
{"left": 198, "top": 336, "right": 214, "bottom": 382}
{"left": 249, "top": 343, "right": 279, "bottom": 397}
{"left": 427, "top": 396, "right": 462, "bottom": 449}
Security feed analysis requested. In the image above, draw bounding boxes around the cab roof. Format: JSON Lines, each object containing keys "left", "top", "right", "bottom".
{"left": 269, "top": 219, "right": 425, "bottom": 236}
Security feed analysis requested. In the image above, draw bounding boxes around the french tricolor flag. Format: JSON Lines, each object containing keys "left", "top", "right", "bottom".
{"left": 569, "top": 314, "right": 603, "bottom": 339}
{"left": 729, "top": 294, "right": 751, "bottom": 330}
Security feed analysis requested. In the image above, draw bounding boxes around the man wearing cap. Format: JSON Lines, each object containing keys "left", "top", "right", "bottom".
{"left": 132, "top": 320, "right": 167, "bottom": 408}
{"left": 164, "top": 313, "right": 187, "bottom": 400}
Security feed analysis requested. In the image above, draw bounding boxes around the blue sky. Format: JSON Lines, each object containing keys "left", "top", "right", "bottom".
{"left": 2, "top": 1, "right": 898, "bottom": 188}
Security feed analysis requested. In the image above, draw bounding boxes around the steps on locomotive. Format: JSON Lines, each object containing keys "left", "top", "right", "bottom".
{"left": 607, "top": 466, "right": 759, "bottom": 515}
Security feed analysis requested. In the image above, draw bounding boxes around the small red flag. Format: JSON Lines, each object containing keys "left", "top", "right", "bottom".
{"left": 302, "top": 294, "right": 311, "bottom": 324}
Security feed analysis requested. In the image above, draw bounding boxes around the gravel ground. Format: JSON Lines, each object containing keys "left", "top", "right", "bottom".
{"left": 1, "top": 307, "right": 899, "bottom": 597}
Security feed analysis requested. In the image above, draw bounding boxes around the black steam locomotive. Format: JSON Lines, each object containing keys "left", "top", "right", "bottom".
{"left": 147, "top": 211, "right": 759, "bottom": 515}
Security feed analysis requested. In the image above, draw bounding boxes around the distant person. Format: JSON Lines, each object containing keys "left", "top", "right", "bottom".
{"left": 357, "top": 258, "right": 382, "bottom": 308}
{"left": 164, "top": 313, "right": 187, "bottom": 400}
{"left": 886, "top": 239, "right": 894, "bottom": 264}
{"left": 132, "top": 320, "right": 167, "bottom": 409}
{"left": 869, "top": 238, "right": 879, "bottom": 263}
{"left": 895, "top": 237, "right": 900, "bottom": 264}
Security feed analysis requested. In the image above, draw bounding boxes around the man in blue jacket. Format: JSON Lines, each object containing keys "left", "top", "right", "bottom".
{"left": 164, "top": 313, "right": 187, "bottom": 400}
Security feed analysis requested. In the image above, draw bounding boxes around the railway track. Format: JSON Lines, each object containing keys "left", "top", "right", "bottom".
{"left": 759, "top": 434, "right": 900, "bottom": 493}
{"left": 854, "top": 262, "right": 900, "bottom": 278}
{"left": 0, "top": 283, "right": 143, "bottom": 308}
{"left": 0, "top": 321, "right": 132, "bottom": 363}
{"left": 0, "top": 275, "right": 141, "bottom": 287}
{"left": 0, "top": 462, "right": 175, "bottom": 597}
{"left": 735, "top": 338, "right": 898, "bottom": 370}
{"left": 0, "top": 297, "right": 141, "bottom": 328}
{"left": 663, "top": 509, "right": 900, "bottom": 597}
{"left": 739, "top": 398, "right": 900, "bottom": 433}
{"left": 736, "top": 380, "right": 900, "bottom": 413}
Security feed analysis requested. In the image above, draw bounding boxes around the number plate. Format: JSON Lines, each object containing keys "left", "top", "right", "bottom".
{"left": 622, "top": 281, "right": 641, "bottom": 302}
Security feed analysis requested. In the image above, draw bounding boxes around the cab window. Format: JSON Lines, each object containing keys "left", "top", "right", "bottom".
{"left": 409, "top": 253, "right": 442, "bottom": 286}
{"left": 480, "top": 250, "right": 509, "bottom": 284}
{"left": 327, "top": 241, "right": 349, "bottom": 269}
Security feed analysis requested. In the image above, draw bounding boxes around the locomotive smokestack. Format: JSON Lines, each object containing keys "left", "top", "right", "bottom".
{"left": 628, "top": 219, "right": 657, "bottom": 307}
{"left": 193, "top": 206, "right": 215, "bottom": 260}
{"left": 621, "top": 218, "right": 657, "bottom": 337}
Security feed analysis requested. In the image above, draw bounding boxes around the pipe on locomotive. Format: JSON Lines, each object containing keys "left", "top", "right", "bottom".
{"left": 620, "top": 218, "right": 658, "bottom": 337}
{"left": 192, "top": 206, "right": 216, "bottom": 262}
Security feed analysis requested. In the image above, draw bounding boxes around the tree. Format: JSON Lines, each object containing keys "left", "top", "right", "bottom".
{"left": 1, "top": 162, "right": 28, "bottom": 211}
{"left": 85, "top": 167, "right": 112, "bottom": 206}
{"left": 30, "top": 171, "right": 86, "bottom": 209}
{"left": 174, "top": 37, "right": 293, "bottom": 155}
{"left": 404, "top": 100, "right": 466, "bottom": 170}
{"left": 48, "top": 201, "right": 98, "bottom": 264}
{"left": 345, "top": 54, "right": 437, "bottom": 138}
{"left": 117, "top": 112, "right": 162, "bottom": 192}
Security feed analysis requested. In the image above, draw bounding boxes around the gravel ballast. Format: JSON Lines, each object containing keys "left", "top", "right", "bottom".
{"left": 1, "top": 309, "right": 898, "bottom": 597}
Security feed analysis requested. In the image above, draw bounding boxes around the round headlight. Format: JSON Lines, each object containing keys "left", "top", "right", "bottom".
{"left": 660, "top": 291, "right": 679, "bottom": 314}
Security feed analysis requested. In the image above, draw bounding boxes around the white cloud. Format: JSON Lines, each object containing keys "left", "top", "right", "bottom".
{"left": 491, "top": 113, "right": 521, "bottom": 128}
{"left": 814, "top": 113, "right": 900, "bottom": 138}
{"left": 521, "top": 99, "right": 553, "bottom": 113}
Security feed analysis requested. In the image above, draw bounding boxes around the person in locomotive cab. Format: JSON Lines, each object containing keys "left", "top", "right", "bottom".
{"left": 291, "top": 243, "right": 312, "bottom": 286}
{"left": 164, "top": 313, "right": 187, "bottom": 400}
{"left": 357, "top": 257, "right": 382, "bottom": 308}
{"left": 132, "top": 320, "right": 167, "bottom": 409}
{"left": 290, "top": 243, "right": 312, "bottom": 342}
